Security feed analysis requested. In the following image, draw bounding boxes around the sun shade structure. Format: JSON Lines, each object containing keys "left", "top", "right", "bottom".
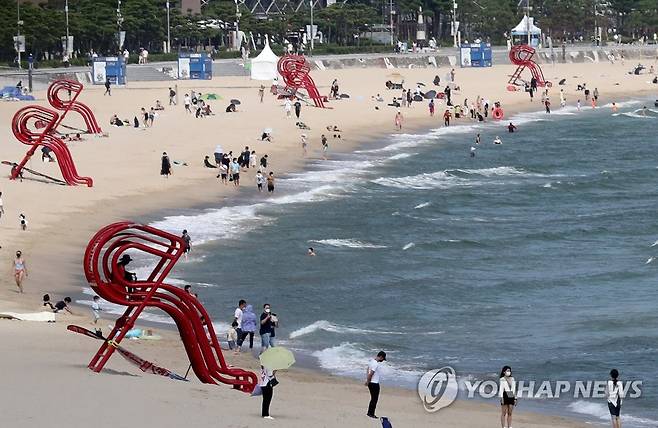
{"left": 251, "top": 37, "right": 280, "bottom": 81}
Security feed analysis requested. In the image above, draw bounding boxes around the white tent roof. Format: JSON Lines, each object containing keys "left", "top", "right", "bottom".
{"left": 511, "top": 15, "right": 541, "bottom": 35}
{"left": 251, "top": 37, "right": 279, "bottom": 81}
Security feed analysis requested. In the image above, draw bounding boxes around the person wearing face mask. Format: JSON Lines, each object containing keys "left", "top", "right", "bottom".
{"left": 259, "top": 303, "right": 278, "bottom": 352}
{"left": 499, "top": 365, "right": 516, "bottom": 428}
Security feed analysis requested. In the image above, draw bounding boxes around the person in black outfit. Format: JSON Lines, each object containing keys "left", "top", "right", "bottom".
{"left": 104, "top": 78, "right": 111, "bottom": 96}
{"left": 259, "top": 303, "right": 277, "bottom": 350}
{"left": 444, "top": 85, "right": 452, "bottom": 106}
{"left": 294, "top": 100, "right": 302, "bottom": 119}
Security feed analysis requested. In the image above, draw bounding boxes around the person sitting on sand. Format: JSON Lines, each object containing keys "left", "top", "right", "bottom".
{"left": 204, "top": 156, "right": 217, "bottom": 168}
{"left": 110, "top": 114, "right": 123, "bottom": 127}
{"left": 296, "top": 121, "right": 310, "bottom": 130}
{"left": 374, "top": 94, "right": 384, "bottom": 102}
{"left": 261, "top": 131, "right": 272, "bottom": 142}
{"left": 41, "top": 146, "right": 55, "bottom": 162}
{"left": 43, "top": 294, "right": 55, "bottom": 310}
{"left": 53, "top": 297, "right": 74, "bottom": 314}
{"left": 226, "top": 103, "right": 236, "bottom": 113}
{"left": 154, "top": 100, "right": 164, "bottom": 110}
{"left": 507, "top": 122, "right": 517, "bottom": 133}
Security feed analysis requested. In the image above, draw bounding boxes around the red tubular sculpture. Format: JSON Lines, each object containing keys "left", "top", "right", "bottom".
{"left": 47, "top": 79, "right": 102, "bottom": 134}
{"left": 277, "top": 54, "right": 326, "bottom": 108}
{"left": 83, "top": 221, "right": 257, "bottom": 393}
{"left": 508, "top": 45, "right": 552, "bottom": 88}
{"left": 11, "top": 105, "right": 93, "bottom": 187}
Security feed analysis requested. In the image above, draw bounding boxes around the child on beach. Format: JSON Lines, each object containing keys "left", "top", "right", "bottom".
{"left": 301, "top": 134, "right": 308, "bottom": 156}
{"left": 19, "top": 213, "right": 27, "bottom": 231}
{"left": 91, "top": 296, "right": 102, "bottom": 325}
{"left": 394, "top": 110, "right": 403, "bottom": 130}
{"left": 227, "top": 321, "right": 238, "bottom": 350}
{"left": 53, "top": 297, "right": 74, "bottom": 315}
{"left": 267, "top": 172, "right": 275, "bottom": 193}
{"left": 428, "top": 99, "right": 435, "bottom": 116}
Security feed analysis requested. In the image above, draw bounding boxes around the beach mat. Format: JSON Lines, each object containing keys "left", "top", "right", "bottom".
{"left": 0, "top": 311, "right": 56, "bottom": 322}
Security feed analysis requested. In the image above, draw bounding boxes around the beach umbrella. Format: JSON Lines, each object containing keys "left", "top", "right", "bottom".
{"left": 201, "top": 93, "right": 220, "bottom": 100}
{"left": 230, "top": 98, "right": 241, "bottom": 105}
{"left": 416, "top": 82, "right": 426, "bottom": 86}
{"left": 413, "top": 94, "right": 423, "bottom": 102}
{"left": 424, "top": 90, "right": 437, "bottom": 99}
{"left": 259, "top": 347, "right": 295, "bottom": 370}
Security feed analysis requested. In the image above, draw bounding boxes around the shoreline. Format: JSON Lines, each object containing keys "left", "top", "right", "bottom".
{"left": 2, "top": 61, "right": 656, "bottom": 427}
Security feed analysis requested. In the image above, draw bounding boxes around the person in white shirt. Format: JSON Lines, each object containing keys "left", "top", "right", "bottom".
{"left": 91, "top": 295, "right": 102, "bottom": 325}
{"left": 365, "top": 351, "right": 386, "bottom": 418}
{"left": 284, "top": 98, "right": 292, "bottom": 118}
{"left": 184, "top": 94, "right": 191, "bottom": 113}
{"left": 499, "top": 365, "right": 516, "bottom": 428}
{"left": 606, "top": 369, "right": 623, "bottom": 428}
{"left": 233, "top": 299, "right": 246, "bottom": 354}
{"left": 260, "top": 365, "right": 277, "bottom": 419}
{"left": 256, "top": 171, "right": 265, "bottom": 192}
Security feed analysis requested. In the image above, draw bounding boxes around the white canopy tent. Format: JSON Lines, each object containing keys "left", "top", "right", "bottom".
{"left": 250, "top": 37, "right": 279, "bottom": 81}
{"left": 511, "top": 15, "right": 541, "bottom": 36}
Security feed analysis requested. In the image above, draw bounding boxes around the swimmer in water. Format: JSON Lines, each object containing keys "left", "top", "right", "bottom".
{"left": 493, "top": 136, "right": 502, "bottom": 145}
{"left": 470, "top": 146, "right": 476, "bottom": 157}
{"left": 507, "top": 122, "right": 517, "bottom": 133}
{"left": 641, "top": 106, "right": 647, "bottom": 116}
{"left": 611, "top": 102, "right": 618, "bottom": 113}
{"left": 475, "top": 133, "right": 481, "bottom": 145}
{"left": 308, "top": 247, "right": 316, "bottom": 256}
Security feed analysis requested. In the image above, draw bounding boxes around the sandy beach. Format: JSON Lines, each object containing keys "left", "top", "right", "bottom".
{"left": 1, "top": 57, "right": 656, "bottom": 427}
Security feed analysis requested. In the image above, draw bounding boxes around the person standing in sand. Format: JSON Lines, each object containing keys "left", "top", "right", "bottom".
{"left": 161, "top": 152, "right": 172, "bottom": 178}
{"left": 260, "top": 365, "right": 277, "bottom": 419}
{"left": 394, "top": 110, "right": 403, "bottom": 130}
{"left": 428, "top": 99, "right": 435, "bottom": 116}
{"left": 365, "top": 351, "right": 386, "bottom": 418}
{"left": 256, "top": 171, "right": 265, "bottom": 192}
{"left": 104, "top": 78, "right": 111, "bottom": 96}
{"left": 91, "top": 295, "right": 102, "bottom": 325}
{"left": 284, "top": 98, "right": 292, "bottom": 118}
{"left": 259, "top": 85, "right": 265, "bottom": 103}
{"left": 499, "top": 365, "right": 516, "bottom": 428}
{"left": 606, "top": 369, "right": 623, "bottom": 428}
{"left": 301, "top": 134, "right": 308, "bottom": 156}
{"left": 231, "top": 158, "right": 241, "bottom": 186}
{"left": 259, "top": 303, "right": 277, "bottom": 351}
{"left": 13, "top": 250, "right": 27, "bottom": 293}
{"left": 233, "top": 299, "right": 246, "bottom": 354}
{"left": 184, "top": 94, "right": 191, "bottom": 113}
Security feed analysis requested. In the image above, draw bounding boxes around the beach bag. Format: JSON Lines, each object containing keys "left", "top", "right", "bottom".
{"left": 381, "top": 417, "right": 393, "bottom": 428}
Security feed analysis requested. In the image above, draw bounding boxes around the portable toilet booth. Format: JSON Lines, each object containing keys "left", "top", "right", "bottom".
{"left": 92, "top": 57, "right": 127, "bottom": 85}
{"left": 178, "top": 53, "right": 213, "bottom": 80}
{"left": 459, "top": 43, "right": 492, "bottom": 68}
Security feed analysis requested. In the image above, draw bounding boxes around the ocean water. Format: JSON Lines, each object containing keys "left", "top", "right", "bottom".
{"left": 91, "top": 101, "right": 658, "bottom": 425}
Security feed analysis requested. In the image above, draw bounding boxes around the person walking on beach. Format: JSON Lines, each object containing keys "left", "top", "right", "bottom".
{"left": 231, "top": 158, "right": 241, "bottom": 186}
{"left": 239, "top": 305, "right": 257, "bottom": 350}
{"left": 260, "top": 154, "right": 268, "bottom": 171}
{"left": 301, "top": 134, "right": 308, "bottom": 156}
{"left": 259, "top": 85, "right": 265, "bottom": 103}
{"left": 233, "top": 299, "right": 246, "bottom": 354}
{"left": 184, "top": 94, "right": 192, "bottom": 113}
{"left": 13, "top": 250, "right": 27, "bottom": 293}
{"left": 260, "top": 303, "right": 277, "bottom": 351}
{"left": 284, "top": 98, "right": 292, "bottom": 118}
{"left": 443, "top": 109, "right": 451, "bottom": 126}
{"left": 104, "top": 78, "right": 111, "bottom": 96}
{"left": 544, "top": 98, "right": 551, "bottom": 114}
{"left": 365, "top": 351, "right": 386, "bottom": 418}
{"left": 394, "top": 110, "right": 403, "bottom": 130}
{"left": 161, "top": 152, "right": 172, "bottom": 178}
{"left": 182, "top": 230, "right": 191, "bottom": 259}
{"left": 499, "top": 365, "right": 516, "bottom": 428}
{"left": 19, "top": 213, "right": 27, "bottom": 231}
{"left": 606, "top": 369, "right": 623, "bottom": 428}
{"left": 91, "top": 295, "right": 102, "bottom": 325}
{"left": 267, "top": 172, "right": 275, "bottom": 193}
{"left": 256, "top": 171, "right": 265, "bottom": 192}
{"left": 260, "top": 365, "right": 277, "bottom": 419}
{"left": 294, "top": 100, "right": 302, "bottom": 119}
{"left": 428, "top": 99, "right": 435, "bottom": 116}
{"left": 169, "top": 87, "right": 176, "bottom": 105}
